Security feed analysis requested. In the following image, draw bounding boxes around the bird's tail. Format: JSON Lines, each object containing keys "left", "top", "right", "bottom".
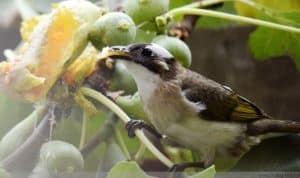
{"left": 247, "top": 119, "right": 300, "bottom": 136}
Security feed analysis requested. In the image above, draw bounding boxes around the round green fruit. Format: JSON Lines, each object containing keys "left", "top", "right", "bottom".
{"left": 110, "top": 61, "right": 137, "bottom": 94}
{"left": 124, "top": 0, "right": 169, "bottom": 25}
{"left": 89, "top": 12, "right": 136, "bottom": 49}
{"left": 152, "top": 35, "right": 192, "bottom": 67}
{"left": 39, "top": 140, "right": 84, "bottom": 176}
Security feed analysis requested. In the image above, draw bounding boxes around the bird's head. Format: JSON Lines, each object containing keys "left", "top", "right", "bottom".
{"left": 101, "top": 43, "right": 178, "bottom": 81}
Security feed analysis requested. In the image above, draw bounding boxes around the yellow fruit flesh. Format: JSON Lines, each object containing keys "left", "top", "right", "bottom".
{"left": 23, "top": 8, "right": 80, "bottom": 101}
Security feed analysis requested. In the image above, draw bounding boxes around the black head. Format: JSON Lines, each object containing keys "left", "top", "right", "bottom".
{"left": 103, "top": 43, "right": 178, "bottom": 80}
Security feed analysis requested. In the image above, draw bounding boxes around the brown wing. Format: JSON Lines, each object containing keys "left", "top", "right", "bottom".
{"left": 178, "top": 68, "right": 268, "bottom": 122}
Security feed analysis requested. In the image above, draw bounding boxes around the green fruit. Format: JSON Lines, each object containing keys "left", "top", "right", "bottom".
{"left": 39, "top": 141, "right": 84, "bottom": 176}
{"left": 89, "top": 12, "right": 136, "bottom": 48}
{"left": 134, "top": 29, "right": 156, "bottom": 43}
{"left": 124, "top": 0, "right": 169, "bottom": 25}
{"left": 110, "top": 61, "right": 137, "bottom": 94}
{"left": 115, "top": 92, "right": 148, "bottom": 121}
{"left": 152, "top": 35, "right": 192, "bottom": 67}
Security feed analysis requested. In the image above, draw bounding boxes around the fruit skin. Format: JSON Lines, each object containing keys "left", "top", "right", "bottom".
{"left": 39, "top": 140, "right": 84, "bottom": 176}
{"left": 124, "top": 0, "right": 169, "bottom": 25}
{"left": 152, "top": 35, "right": 192, "bottom": 67}
{"left": 115, "top": 92, "right": 148, "bottom": 121}
{"left": 0, "top": 0, "right": 102, "bottom": 102}
{"left": 110, "top": 61, "right": 137, "bottom": 94}
{"left": 89, "top": 12, "right": 136, "bottom": 49}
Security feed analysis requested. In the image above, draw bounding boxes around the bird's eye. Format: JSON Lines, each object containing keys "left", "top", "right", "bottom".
{"left": 141, "top": 48, "right": 153, "bottom": 57}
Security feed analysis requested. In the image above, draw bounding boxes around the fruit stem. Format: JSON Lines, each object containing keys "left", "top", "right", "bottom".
{"left": 80, "top": 87, "right": 174, "bottom": 168}
{"left": 181, "top": 0, "right": 225, "bottom": 9}
{"left": 79, "top": 111, "right": 88, "bottom": 150}
{"left": 134, "top": 143, "right": 146, "bottom": 163}
{"left": 165, "top": 7, "right": 300, "bottom": 34}
{"left": 115, "top": 128, "right": 131, "bottom": 160}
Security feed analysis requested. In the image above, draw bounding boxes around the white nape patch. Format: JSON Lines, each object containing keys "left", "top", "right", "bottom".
{"left": 120, "top": 60, "right": 161, "bottom": 101}
{"left": 156, "top": 60, "right": 169, "bottom": 71}
{"left": 195, "top": 101, "right": 207, "bottom": 111}
{"left": 148, "top": 43, "right": 173, "bottom": 59}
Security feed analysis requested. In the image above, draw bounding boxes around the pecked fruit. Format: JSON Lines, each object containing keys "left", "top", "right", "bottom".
{"left": 20, "top": 15, "right": 47, "bottom": 42}
{"left": 89, "top": 12, "right": 136, "bottom": 49}
{"left": 152, "top": 35, "right": 192, "bottom": 67}
{"left": 0, "top": 0, "right": 103, "bottom": 102}
{"left": 124, "top": 0, "right": 169, "bottom": 25}
{"left": 39, "top": 140, "right": 84, "bottom": 176}
{"left": 62, "top": 44, "right": 98, "bottom": 88}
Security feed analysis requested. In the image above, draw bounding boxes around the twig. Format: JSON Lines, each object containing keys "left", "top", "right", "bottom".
{"left": 169, "top": 0, "right": 224, "bottom": 40}
{"left": 165, "top": 8, "right": 300, "bottom": 34}
{"left": 134, "top": 143, "right": 146, "bottom": 163}
{"left": 2, "top": 105, "right": 57, "bottom": 171}
{"left": 80, "top": 114, "right": 118, "bottom": 157}
{"left": 79, "top": 112, "right": 88, "bottom": 149}
{"left": 115, "top": 128, "right": 131, "bottom": 160}
{"left": 80, "top": 87, "right": 174, "bottom": 168}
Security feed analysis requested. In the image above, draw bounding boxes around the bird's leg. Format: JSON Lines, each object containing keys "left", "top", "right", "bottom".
{"left": 125, "top": 120, "right": 162, "bottom": 139}
{"left": 168, "top": 162, "right": 205, "bottom": 172}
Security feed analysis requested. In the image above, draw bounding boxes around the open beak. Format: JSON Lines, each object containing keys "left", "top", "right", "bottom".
{"left": 98, "top": 46, "right": 133, "bottom": 61}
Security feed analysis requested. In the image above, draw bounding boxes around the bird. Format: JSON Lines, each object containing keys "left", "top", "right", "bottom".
{"left": 100, "top": 43, "right": 300, "bottom": 171}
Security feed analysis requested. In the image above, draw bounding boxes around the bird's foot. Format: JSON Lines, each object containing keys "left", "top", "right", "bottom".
{"left": 125, "top": 120, "right": 162, "bottom": 138}
{"left": 168, "top": 162, "right": 205, "bottom": 172}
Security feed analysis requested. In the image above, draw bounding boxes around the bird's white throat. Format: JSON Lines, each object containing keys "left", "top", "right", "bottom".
{"left": 120, "top": 61, "right": 161, "bottom": 102}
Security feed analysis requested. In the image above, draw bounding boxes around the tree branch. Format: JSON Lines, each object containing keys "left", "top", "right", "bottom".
{"left": 169, "top": 0, "right": 224, "bottom": 40}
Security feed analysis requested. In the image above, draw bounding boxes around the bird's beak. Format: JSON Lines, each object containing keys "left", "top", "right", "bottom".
{"left": 99, "top": 46, "right": 133, "bottom": 61}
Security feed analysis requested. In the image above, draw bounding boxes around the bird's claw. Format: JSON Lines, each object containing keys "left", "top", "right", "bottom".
{"left": 125, "top": 120, "right": 147, "bottom": 138}
{"left": 125, "top": 120, "right": 163, "bottom": 139}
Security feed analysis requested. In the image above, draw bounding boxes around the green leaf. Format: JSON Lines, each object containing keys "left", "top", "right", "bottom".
{"left": 249, "top": 12, "right": 300, "bottom": 70}
{"left": 169, "top": 0, "right": 194, "bottom": 10}
{"left": 189, "top": 165, "right": 216, "bottom": 178}
{"left": 106, "top": 161, "right": 154, "bottom": 178}
{"left": 197, "top": 2, "right": 236, "bottom": 29}
{"left": 233, "top": 135, "right": 300, "bottom": 171}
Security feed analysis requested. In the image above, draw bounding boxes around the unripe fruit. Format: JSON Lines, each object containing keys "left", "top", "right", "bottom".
{"left": 89, "top": 12, "right": 136, "bottom": 49}
{"left": 39, "top": 141, "right": 84, "bottom": 176}
{"left": 153, "top": 35, "right": 192, "bottom": 67}
{"left": 110, "top": 61, "right": 137, "bottom": 94}
{"left": 124, "top": 0, "right": 169, "bottom": 25}
{"left": 115, "top": 92, "right": 148, "bottom": 121}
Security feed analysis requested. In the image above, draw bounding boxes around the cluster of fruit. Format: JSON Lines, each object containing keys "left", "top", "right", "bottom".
{"left": 0, "top": 0, "right": 193, "bottom": 177}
